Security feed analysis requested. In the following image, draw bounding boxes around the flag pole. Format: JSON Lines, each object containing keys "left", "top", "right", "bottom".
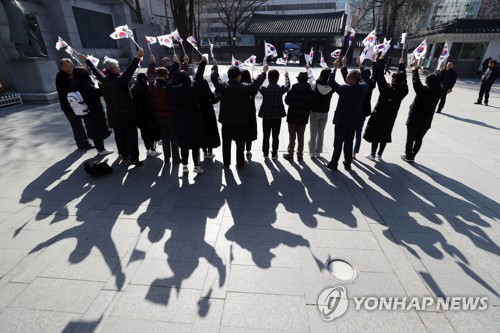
{"left": 130, "top": 37, "right": 141, "bottom": 49}
{"left": 180, "top": 41, "right": 186, "bottom": 55}
{"left": 400, "top": 41, "right": 405, "bottom": 59}
{"left": 208, "top": 38, "right": 214, "bottom": 59}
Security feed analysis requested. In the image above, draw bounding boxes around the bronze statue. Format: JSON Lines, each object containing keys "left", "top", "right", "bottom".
{"left": 1, "top": 0, "right": 47, "bottom": 58}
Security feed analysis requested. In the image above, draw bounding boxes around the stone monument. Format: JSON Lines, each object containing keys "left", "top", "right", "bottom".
{"left": 2, "top": 0, "right": 58, "bottom": 103}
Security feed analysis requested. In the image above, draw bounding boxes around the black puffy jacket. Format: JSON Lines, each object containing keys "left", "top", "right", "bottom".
{"left": 285, "top": 82, "right": 316, "bottom": 124}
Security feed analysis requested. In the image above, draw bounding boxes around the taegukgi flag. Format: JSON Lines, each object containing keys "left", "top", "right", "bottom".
{"left": 413, "top": 39, "right": 427, "bottom": 59}
{"left": 232, "top": 54, "right": 241, "bottom": 67}
{"left": 264, "top": 41, "right": 278, "bottom": 57}
{"left": 187, "top": 36, "right": 198, "bottom": 49}
{"left": 348, "top": 28, "right": 356, "bottom": 46}
{"left": 243, "top": 55, "right": 257, "bottom": 67}
{"left": 362, "top": 29, "right": 377, "bottom": 47}
{"left": 171, "top": 29, "right": 183, "bottom": 42}
{"left": 145, "top": 36, "right": 157, "bottom": 45}
{"left": 157, "top": 35, "right": 174, "bottom": 48}
{"left": 55, "top": 36, "right": 68, "bottom": 51}
{"left": 331, "top": 49, "right": 341, "bottom": 59}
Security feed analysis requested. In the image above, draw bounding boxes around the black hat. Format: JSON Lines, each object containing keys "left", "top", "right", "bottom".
{"left": 296, "top": 72, "right": 309, "bottom": 81}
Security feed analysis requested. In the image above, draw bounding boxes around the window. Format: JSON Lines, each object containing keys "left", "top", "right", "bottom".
{"left": 73, "top": 7, "right": 117, "bottom": 48}
{"left": 449, "top": 42, "right": 488, "bottom": 60}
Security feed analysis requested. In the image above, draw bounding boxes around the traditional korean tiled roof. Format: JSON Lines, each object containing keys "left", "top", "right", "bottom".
{"left": 413, "top": 19, "right": 500, "bottom": 37}
{"left": 241, "top": 11, "right": 346, "bottom": 36}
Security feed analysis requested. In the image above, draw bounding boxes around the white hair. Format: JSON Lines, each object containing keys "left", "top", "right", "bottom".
{"left": 103, "top": 58, "right": 119, "bottom": 72}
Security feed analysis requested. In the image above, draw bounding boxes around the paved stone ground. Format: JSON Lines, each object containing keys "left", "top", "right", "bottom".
{"left": 0, "top": 64, "right": 499, "bottom": 333}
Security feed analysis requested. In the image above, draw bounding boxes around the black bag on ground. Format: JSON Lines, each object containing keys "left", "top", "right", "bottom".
{"left": 84, "top": 161, "right": 113, "bottom": 176}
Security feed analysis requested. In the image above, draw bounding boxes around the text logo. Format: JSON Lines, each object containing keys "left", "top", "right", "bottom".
{"left": 317, "top": 286, "right": 348, "bottom": 321}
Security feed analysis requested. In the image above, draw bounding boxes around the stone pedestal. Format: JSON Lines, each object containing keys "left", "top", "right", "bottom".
{"left": 7, "top": 58, "right": 59, "bottom": 104}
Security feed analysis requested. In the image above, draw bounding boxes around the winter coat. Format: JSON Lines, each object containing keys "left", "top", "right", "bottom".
{"left": 438, "top": 68, "right": 457, "bottom": 90}
{"left": 306, "top": 68, "right": 334, "bottom": 113}
{"left": 211, "top": 65, "right": 266, "bottom": 127}
{"left": 69, "top": 76, "right": 111, "bottom": 141}
{"left": 131, "top": 81, "right": 161, "bottom": 142}
{"left": 87, "top": 57, "right": 140, "bottom": 113}
{"left": 150, "top": 79, "right": 174, "bottom": 120}
{"left": 170, "top": 61, "right": 206, "bottom": 149}
{"left": 341, "top": 66, "right": 375, "bottom": 120}
{"left": 328, "top": 68, "right": 369, "bottom": 130}
{"left": 56, "top": 70, "right": 72, "bottom": 112}
{"left": 246, "top": 90, "right": 258, "bottom": 142}
{"left": 363, "top": 58, "right": 409, "bottom": 143}
{"left": 406, "top": 69, "right": 442, "bottom": 130}
{"left": 258, "top": 76, "right": 291, "bottom": 119}
{"left": 199, "top": 79, "right": 221, "bottom": 149}
{"left": 481, "top": 66, "right": 500, "bottom": 86}
{"left": 284, "top": 82, "right": 316, "bottom": 124}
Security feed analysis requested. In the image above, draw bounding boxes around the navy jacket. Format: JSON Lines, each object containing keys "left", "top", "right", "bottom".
{"left": 328, "top": 68, "right": 369, "bottom": 130}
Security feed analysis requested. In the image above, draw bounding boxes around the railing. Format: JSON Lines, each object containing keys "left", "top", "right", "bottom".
{"left": 0, "top": 93, "right": 23, "bottom": 108}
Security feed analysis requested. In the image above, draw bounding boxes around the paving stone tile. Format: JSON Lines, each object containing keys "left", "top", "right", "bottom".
{"left": 334, "top": 300, "right": 426, "bottom": 332}
{"left": 111, "top": 284, "right": 201, "bottom": 323}
{"left": 417, "top": 311, "right": 455, "bottom": 333}
{"left": 9, "top": 277, "right": 103, "bottom": 313}
{"left": 99, "top": 316, "right": 192, "bottom": 333}
{"left": 221, "top": 292, "right": 308, "bottom": 331}
{"left": 130, "top": 258, "right": 209, "bottom": 290}
{"left": 306, "top": 304, "right": 338, "bottom": 333}
{"left": 227, "top": 265, "right": 303, "bottom": 296}
{"left": 38, "top": 254, "right": 120, "bottom": 282}
{"left": 192, "top": 298, "right": 225, "bottom": 333}
{"left": 444, "top": 308, "right": 500, "bottom": 333}
{"left": 0, "top": 307, "right": 82, "bottom": 333}
{"left": 314, "top": 230, "right": 380, "bottom": 250}
{"left": 0, "top": 282, "right": 28, "bottom": 312}
{"left": 0, "top": 249, "right": 27, "bottom": 277}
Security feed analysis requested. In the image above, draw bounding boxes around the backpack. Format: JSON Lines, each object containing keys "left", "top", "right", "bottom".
{"left": 67, "top": 91, "right": 89, "bottom": 116}
{"left": 84, "top": 161, "right": 113, "bottom": 176}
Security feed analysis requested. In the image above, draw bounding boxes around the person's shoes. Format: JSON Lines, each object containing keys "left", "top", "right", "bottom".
{"left": 193, "top": 165, "right": 204, "bottom": 174}
{"left": 324, "top": 162, "right": 337, "bottom": 171}
{"left": 376, "top": 155, "right": 383, "bottom": 162}
{"left": 297, "top": 154, "right": 303, "bottom": 161}
{"left": 474, "top": 101, "right": 482, "bottom": 105}
{"left": 147, "top": 150, "right": 161, "bottom": 158}
{"left": 352, "top": 152, "right": 357, "bottom": 160}
{"left": 401, "top": 154, "right": 414, "bottom": 163}
{"left": 436, "top": 109, "right": 442, "bottom": 113}
{"left": 263, "top": 153, "right": 269, "bottom": 159}
{"left": 343, "top": 161, "right": 352, "bottom": 171}
{"left": 309, "top": 153, "right": 316, "bottom": 159}
{"left": 283, "top": 153, "right": 293, "bottom": 160}
{"left": 121, "top": 158, "right": 130, "bottom": 165}
{"left": 78, "top": 144, "right": 94, "bottom": 150}
{"left": 205, "top": 153, "right": 215, "bottom": 159}
{"left": 364, "top": 153, "right": 376, "bottom": 161}
{"left": 271, "top": 153, "right": 278, "bottom": 160}
{"left": 172, "top": 158, "right": 182, "bottom": 164}
{"left": 98, "top": 148, "right": 114, "bottom": 156}
{"left": 484, "top": 101, "right": 488, "bottom": 106}
{"left": 236, "top": 164, "right": 244, "bottom": 170}
{"left": 182, "top": 165, "right": 189, "bottom": 173}
{"left": 222, "top": 164, "right": 230, "bottom": 170}
{"left": 246, "top": 151, "right": 252, "bottom": 159}
{"left": 128, "top": 160, "right": 143, "bottom": 166}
